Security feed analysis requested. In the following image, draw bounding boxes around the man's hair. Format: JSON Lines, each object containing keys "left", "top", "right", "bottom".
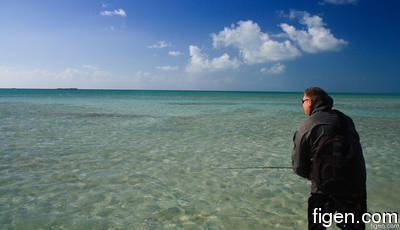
{"left": 304, "top": 87, "right": 329, "bottom": 102}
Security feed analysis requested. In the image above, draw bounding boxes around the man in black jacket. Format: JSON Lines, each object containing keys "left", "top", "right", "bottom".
{"left": 292, "top": 87, "right": 367, "bottom": 230}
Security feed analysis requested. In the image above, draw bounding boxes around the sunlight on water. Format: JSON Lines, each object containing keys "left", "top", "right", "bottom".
{"left": 0, "top": 90, "right": 399, "bottom": 229}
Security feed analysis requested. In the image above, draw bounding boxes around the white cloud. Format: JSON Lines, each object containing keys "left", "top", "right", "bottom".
{"left": 168, "top": 51, "right": 183, "bottom": 56}
{"left": 320, "top": 0, "right": 357, "bottom": 5}
{"left": 147, "top": 41, "right": 171, "bottom": 49}
{"left": 211, "top": 20, "right": 301, "bottom": 64}
{"left": 0, "top": 66, "right": 196, "bottom": 90}
{"left": 0, "top": 65, "right": 112, "bottom": 88}
{"left": 136, "top": 70, "right": 151, "bottom": 77}
{"left": 56, "top": 65, "right": 111, "bottom": 80}
{"left": 156, "top": 65, "right": 179, "bottom": 71}
{"left": 185, "top": 13, "right": 347, "bottom": 74}
{"left": 260, "top": 63, "right": 286, "bottom": 74}
{"left": 100, "top": 9, "right": 127, "bottom": 17}
{"left": 82, "top": 64, "right": 98, "bottom": 70}
{"left": 185, "top": 45, "right": 240, "bottom": 73}
{"left": 280, "top": 11, "right": 348, "bottom": 53}
{"left": 134, "top": 70, "right": 153, "bottom": 84}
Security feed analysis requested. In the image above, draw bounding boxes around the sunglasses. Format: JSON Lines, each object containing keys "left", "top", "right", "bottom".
{"left": 302, "top": 98, "right": 310, "bottom": 104}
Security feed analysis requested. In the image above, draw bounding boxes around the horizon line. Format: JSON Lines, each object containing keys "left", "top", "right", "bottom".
{"left": 1, "top": 87, "right": 399, "bottom": 95}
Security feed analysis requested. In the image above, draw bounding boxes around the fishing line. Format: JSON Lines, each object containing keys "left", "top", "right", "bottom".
{"left": 210, "top": 166, "right": 292, "bottom": 170}
{"left": 189, "top": 166, "right": 292, "bottom": 173}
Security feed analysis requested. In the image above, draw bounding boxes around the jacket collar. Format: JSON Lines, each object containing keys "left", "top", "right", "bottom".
{"left": 310, "top": 95, "right": 334, "bottom": 115}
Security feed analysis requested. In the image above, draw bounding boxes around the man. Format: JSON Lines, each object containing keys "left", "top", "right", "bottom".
{"left": 292, "top": 87, "right": 367, "bottom": 230}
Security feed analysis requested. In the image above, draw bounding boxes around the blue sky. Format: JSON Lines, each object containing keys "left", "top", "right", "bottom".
{"left": 0, "top": 0, "right": 399, "bottom": 93}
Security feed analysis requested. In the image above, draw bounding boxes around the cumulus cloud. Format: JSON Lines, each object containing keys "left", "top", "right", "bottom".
{"left": 168, "top": 51, "right": 183, "bottom": 56}
{"left": 280, "top": 11, "right": 348, "bottom": 53}
{"left": 260, "top": 63, "right": 286, "bottom": 74}
{"left": 320, "top": 0, "right": 357, "bottom": 5}
{"left": 186, "top": 45, "right": 240, "bottom": 73}
{"left": 100, "top": 9, "right": 127, "bottom": 17}
{"left": 147, "top": 41, "right": 171, "bottom": 49}
{"left": 185, "top": 12, "right": 347, "bottom": 73}
{"left": 212, "top": 20, "right": 301, "bottom": 64}
{"left": 156, "top": 65, "right": 179, "bottom": 71}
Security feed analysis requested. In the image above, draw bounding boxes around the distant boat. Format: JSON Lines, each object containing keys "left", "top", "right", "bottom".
{"left": 56, "top": 88, "right": 78, "bottom": 90}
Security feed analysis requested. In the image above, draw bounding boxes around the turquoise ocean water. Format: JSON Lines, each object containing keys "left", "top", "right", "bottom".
{"left": 1, "top": 89, "right": 399, "bottom": 230}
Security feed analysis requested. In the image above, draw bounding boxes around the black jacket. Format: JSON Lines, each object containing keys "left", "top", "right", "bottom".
{"left": 292, "top": 95, "right": 366, "bottom": 194}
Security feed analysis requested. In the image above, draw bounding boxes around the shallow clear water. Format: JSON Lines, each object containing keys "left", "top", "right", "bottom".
{"left": 0, "top": 89, "right": 399, "bottom": 229}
